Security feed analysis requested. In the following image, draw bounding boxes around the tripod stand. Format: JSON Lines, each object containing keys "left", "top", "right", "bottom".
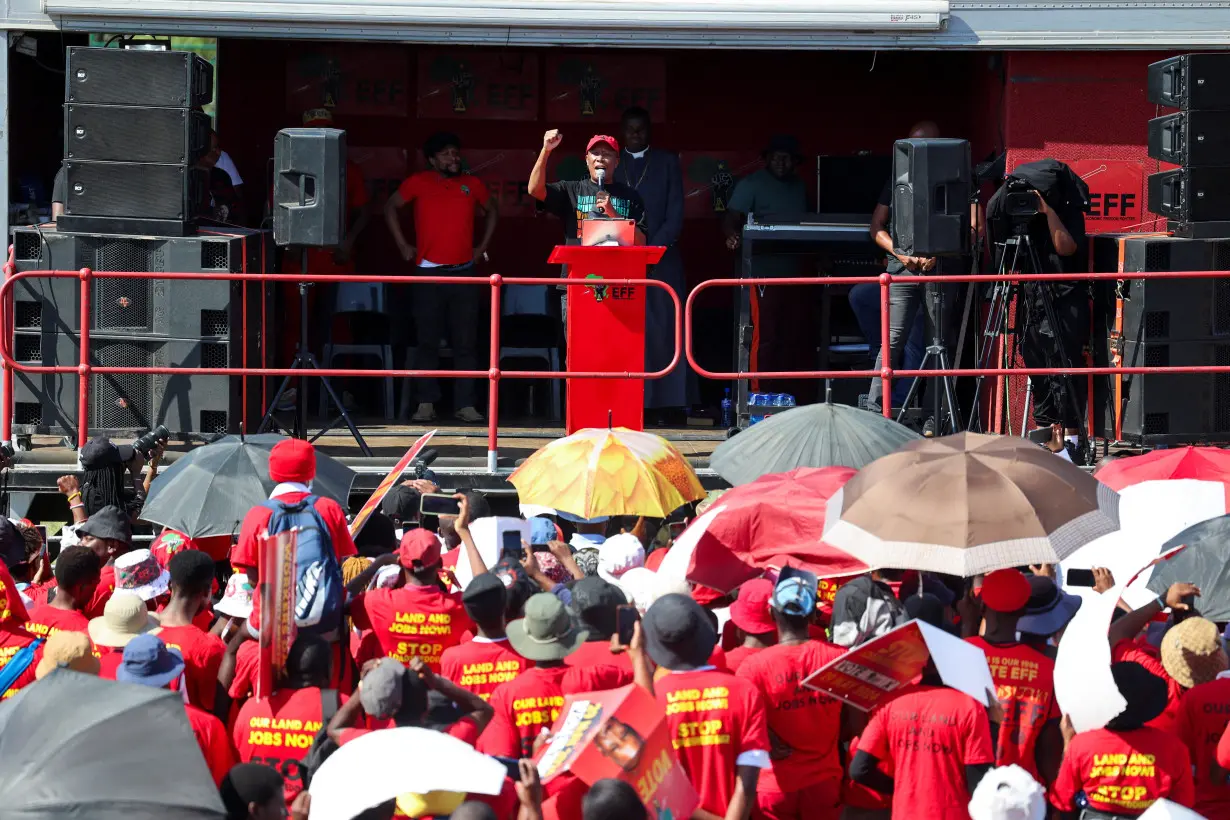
{"left": 895, "top": 278, "right": 962, "bottom": 435}
{"left": 257, "top": 248, "right": 372, "bottom": 456}
{"left": 967, "top": 232, "right": 1087, "bottom": 456}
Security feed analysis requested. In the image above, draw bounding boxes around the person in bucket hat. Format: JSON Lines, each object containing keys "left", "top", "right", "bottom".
{"left": 114, "top": 549, "right": 170, "bottom": 602}
{"left": 89, "top": 590, "right": 158, "bottom": 655}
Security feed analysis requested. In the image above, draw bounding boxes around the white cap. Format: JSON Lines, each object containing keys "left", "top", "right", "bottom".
{"left": 967, "top": 765, "right": 1046, "bottom": 820}
{"left": 215, "top": 572, "right": 254, "bottom": 619}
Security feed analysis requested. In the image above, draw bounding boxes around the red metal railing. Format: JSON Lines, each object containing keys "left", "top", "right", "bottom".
{"left": 0, "top": 267, "right": 682, "bottom": 469}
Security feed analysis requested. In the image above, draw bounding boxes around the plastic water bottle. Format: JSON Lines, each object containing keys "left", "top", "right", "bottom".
{"left": 720, "top": 388, "right": 732, "bottom": 428}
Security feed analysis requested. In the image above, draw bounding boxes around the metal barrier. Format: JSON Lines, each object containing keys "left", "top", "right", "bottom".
{"left": 686, "top": 269, "right": 1230, "bottom": 424}
{"left": 0, "top": 265, "right": 682, "bottom": 471}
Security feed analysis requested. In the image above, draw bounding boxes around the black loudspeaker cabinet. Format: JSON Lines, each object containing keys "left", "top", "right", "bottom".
{"left": 9, "top": 226, "right": 275, "bottom": 439}
{"left": 1148, "top": 54, "right": 1230, "bottom": 111}
{"left": 1148, "top": 166, "right": 1230, "bottom": 223}
{"left": 1147, "top": 111, "right": 1230, "bottom": 166}
{"left": 57, "top": 162, "right": 207, "bottom": 237}
{"left": 66, "top": 47, "right": 213, "bottom": 108}
{"left": 890, "top": 138, "right": 971, "bottom": 257}
{"left": 1090, "top": 233, "right": 1230, "bottom": 444}
{"left": 65, "top": 103, "right": 211, "bottom": 165}
{"left": 273, "top": 128, "right": 346, "bottom": 247}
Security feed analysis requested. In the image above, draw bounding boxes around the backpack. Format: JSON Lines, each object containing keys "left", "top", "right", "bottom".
{"left": 261, "top": 495, "right": 344, "bottom": 636}
{"left": 300, "top": 688, "right": 340, "bottom": 789}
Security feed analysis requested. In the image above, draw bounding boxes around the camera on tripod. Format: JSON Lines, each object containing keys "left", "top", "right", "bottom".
{"left": 1003, "top": 177, "right": 1041, "bottom": 223}
{"left": 133, "top": 425, "right": 170, "bottom": 459}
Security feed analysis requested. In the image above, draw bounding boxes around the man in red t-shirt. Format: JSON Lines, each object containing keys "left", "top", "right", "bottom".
{"left": 25, "top": 546, "right": 99, "bottom": 639}
{"left": 1052, "top": 661, "right": 1195, "bottom": 815}
{"left": 118, "top": 633, "right": 236, "bottom": 786}
{"left": 233, "top": 634, "right": 337, "bottom": 809}
{"left": 75, "top": 505, "right": 134, "bottom": 619}
{"left": 383, "top": 131, "right": 498, "bottom": 424}
{"left": 851, "top": 665, "right": 994, "bottom": 820}
{"left": 965, "top": 568, "right": 1061, "bottom": 784}
{"left": 229, "top": 439, "right": 357, "bottom": 636}
{"left": 153, "top": 550, "right": 227, "bottom": 715}
{"left": 563, "top": 577, "right": 634, "bottom": 689}
{"left": 348, "top": 529, "right": 473, "bottom": 673}
{"left": 726, "top": 578, "right": 777, "bottom": 675}
{"left": 738, "top": 574, "right": 845, "bottom": 820}
{"left": 440, "top": 573, "right": 531, "bottom": 701}
{"left": 1168, "top": 617, "right": 1230, "bottom": 817}
{"left": 639, "top": 592, "right": 771, "bottom": 820}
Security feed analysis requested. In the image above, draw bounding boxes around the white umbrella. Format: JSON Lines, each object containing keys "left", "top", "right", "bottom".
{"left": 307, "top": 728, "right": 507, "bottom": 820}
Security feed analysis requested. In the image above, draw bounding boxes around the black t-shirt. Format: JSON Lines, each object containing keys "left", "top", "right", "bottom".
{"left": 542, "top": 179, "right": 646, "bottom": 243}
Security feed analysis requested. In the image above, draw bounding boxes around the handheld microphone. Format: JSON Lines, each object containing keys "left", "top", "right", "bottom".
{"left": 595, "top": 168, "right": 605, "bottom": 188}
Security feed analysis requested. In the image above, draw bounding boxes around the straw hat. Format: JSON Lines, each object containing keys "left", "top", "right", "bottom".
{"left": 1161, "top": 617, "right": 1229, "bottom": 689}
{"left": 88, "top": 590, "right": 159, "bottom": 649}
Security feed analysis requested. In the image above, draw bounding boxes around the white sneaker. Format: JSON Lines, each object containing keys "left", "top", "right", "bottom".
{"left": 454, "top": 406, "right": 485, "bottom": 423}
{"left": 412, "top": 402, "right": 436, "bottom": 422}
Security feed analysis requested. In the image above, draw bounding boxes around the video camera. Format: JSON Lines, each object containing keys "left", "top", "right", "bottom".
{"left": 1003, "top": 177, "right": 1041, "bottom": 222}
{"left": 133, "top": 424, "right": 170, "bottom": 459}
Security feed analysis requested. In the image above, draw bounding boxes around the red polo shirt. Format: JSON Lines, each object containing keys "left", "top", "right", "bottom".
{"left": 396, "top": 171, "right": 490, "bottom": 266}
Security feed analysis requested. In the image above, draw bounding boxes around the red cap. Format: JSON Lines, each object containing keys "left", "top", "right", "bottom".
{"left": 398, "top": 529, "right": 442, "bottom": 570}
{"left": 981, "top": 568, "right": 1031, "bottom": 613}
{"left": 729, "top": 578, "right": 776, "bottom": 635}
{"left": 586, "top": 135, "right": 620, "bottom": 154}
{"left": 269, "top": 439, "right": 316, "bottom": 484}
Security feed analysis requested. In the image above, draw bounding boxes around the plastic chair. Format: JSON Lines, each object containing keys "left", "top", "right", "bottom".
{"left": 499, "top": 285, "right": 562, "bottom": 422}
{"left": 319, "top": 282, "right": 395, "bottom": 418}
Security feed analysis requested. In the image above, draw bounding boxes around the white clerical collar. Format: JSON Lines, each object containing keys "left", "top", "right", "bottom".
{"left": 627, "top": 148, "right": 648, "bottom": 159}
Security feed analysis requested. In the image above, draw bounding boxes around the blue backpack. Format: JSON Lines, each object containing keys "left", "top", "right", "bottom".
{"left": 261, "top": 495, "right": 344, "bottom": 635}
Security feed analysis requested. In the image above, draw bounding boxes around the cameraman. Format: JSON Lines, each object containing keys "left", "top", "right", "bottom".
{"left": 986, "top": 159, "right": 1089, "bottom": 452}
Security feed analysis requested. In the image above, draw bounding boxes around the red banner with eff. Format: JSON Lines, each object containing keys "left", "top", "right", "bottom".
{"left": 349, "top": 430, "right": 436, "bottom": 540}
{"left": 256, "top": 529, "right": 299, "bottom": 700}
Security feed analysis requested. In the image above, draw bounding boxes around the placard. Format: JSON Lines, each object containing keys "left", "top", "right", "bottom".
{"left": 256, "top": 529, "right": 298, "bottom": 700}
{"left": 349, "top": 431, "right": 436, "bottom": 539}
{"left": 287, "top": 46, "right": 410, "bottom": 118}
{"left": 679, "top": 152, "right": 763, "bottom": 218}
{"left": 417, "top": 52, "right": 539, "bottom": 120}
{"left": 545, "top": 54, "right": 666, "bottom": 122}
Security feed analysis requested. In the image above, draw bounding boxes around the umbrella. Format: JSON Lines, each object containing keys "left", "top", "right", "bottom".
{"left": 1146, "top": 515, "right": 1230, "bottom": 621}
{"left": 1095, "top": 446, "right": 1230, "bottom": 494}
{"left": 710, "top": 388, "right": 922, "bottom": 485}
{"left": 822, "top": 432, "right": 1121, "bottom": 577}
{"left": 308, "top": 727, "right": 507, "bottom": 820}
{"left": 658, "top": 467, "right": 866, "bottom": 592}
{"left": 509, "top": 427, "right": 705, "bottom": 519}
{"left": 0, "top": 670, "right": 226, "bottom": 819}
{"left": 139, "top": 433, "right": 356, "bottom": 539}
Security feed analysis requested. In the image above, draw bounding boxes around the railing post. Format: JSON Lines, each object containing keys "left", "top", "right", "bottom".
{"left": 2, "top": 249, "right": 13, "bottom": 447}
{"left": 487, "top": 273, "right": 502, "bottom": 473}
{"left": 77, "top": 267, "right": 92, "bottom": 449}
{"left": 879, "top": 272, "right": 892, "bottom": 418}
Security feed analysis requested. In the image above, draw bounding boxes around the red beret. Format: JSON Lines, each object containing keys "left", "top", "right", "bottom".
{"left": 981, "top": 568, "right": 1031, "bottom": 613}
{"left": 268, "top": 438, "right": 316, "bottom": 484}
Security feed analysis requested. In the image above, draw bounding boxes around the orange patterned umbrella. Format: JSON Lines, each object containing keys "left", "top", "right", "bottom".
{"left": 509, "top": 428, "right": 706, "bottom": 519}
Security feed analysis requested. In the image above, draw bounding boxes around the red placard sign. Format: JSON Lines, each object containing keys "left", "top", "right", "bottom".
{"left": 256, "top": 528, "right": 299, "bottom": 700}
{"left": 679, "top": 152, "right": 763, "bottom": 218}
{"left": 545, "top": 54, "right": 666, "bottom": 123}
{"left": 536, "top": 684, "right": 698, "bottom": 819}
{"left": 802, "top": 621, "right": 930, "bottom": 711}
{"left": 349, "top": 430, "right": 436, "bottom": 540}
{"left": 286, "top": 46, "right": 410, "bottom": 118}
{"left": 416, "top": 52, "right": 540, "bottom": 120}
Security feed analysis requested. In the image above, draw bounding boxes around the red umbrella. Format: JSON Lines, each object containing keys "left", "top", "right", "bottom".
{"left": 659, "top": 467, "right": 867, "bottom": 593}
{"left": 1096, "top": 446, "right": 1230, "bottom": 493}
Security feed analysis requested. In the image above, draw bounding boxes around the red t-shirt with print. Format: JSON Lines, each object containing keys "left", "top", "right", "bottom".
{"left": 24, "top": 603, "right": 91, "bottom": 639}
{"left": 737, "top": 639, "right": 845, "bottom": 793}
{"left": 440, "top": 638, "right": 531, "bottom": 701}
{"left": 1175, "top": 677, "right": 1230, "bottom": 816}
{"left": 155, "top": 624, "right": 225, "bottom": 711}
{"left": 1052, "top": 726, "right": 1195, "bottom": 814}
{"left": 477, "top": 663, "right": 617, "bottom": 759}
{"left": 656, "top": 668, "right": 771, "bottom": 816}
{"left": 233, "top": 686, "right": 342, "bottom": 808}
{"left": 349, "top": 585, "right": 474, "bottom": 673}
{"left": 859, "top": 685, "right": 994, "bottom": 820}
{"left": 966, "top": 637, "right": 1058, "bottom": 779}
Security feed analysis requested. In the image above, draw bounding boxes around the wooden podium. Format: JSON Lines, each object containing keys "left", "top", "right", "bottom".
{"left": 547, "top": 244, "right": 665, "bottom": 433}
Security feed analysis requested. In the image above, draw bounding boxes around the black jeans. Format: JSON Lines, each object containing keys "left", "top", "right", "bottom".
{"left": 401, "top": 263, "right": 480, "bottom": 409}
{"left": 867, "top": 267, "right": 958, "bottom": 408}
{"left": 1020, "top": 284, "right": 1089, "bottom": 429}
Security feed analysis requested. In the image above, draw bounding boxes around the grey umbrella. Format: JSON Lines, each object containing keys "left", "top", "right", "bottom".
{"left": 1147, "top": 515, "right": 1230, "bottom": 622}
{"left": 0, "top": 670, "right": 226, "bottom": 819}
{"left": 139, "top": 433, "right": 356, "bottom": 539}
{"left": 711, "top": 386, "right": 922, "bottom": 486}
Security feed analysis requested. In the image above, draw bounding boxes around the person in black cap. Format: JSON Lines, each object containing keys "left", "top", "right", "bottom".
{"left": 74, "top": 505, "right": 134, "bottom": 618}
{"left": 380, "top": 484, "right": 422, "bottom": 533}
{"left": 636, "top": 592, "right": 771, "bottom": 819}
{"left": 564, "top": 576, "right": 633, "bottom": 688}
{"left": 440, "top": 572, "right": 530, "bottom": 702}
{"left": 1051, "top": 662, "right": 1195, "bottom": 816}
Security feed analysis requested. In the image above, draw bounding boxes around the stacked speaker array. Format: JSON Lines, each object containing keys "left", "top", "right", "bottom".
{"left": 59, "top": 47, "right": 214, "bottom": 237}
{"left": 1148, "top": 54, "right": 1230, "bottom": 239}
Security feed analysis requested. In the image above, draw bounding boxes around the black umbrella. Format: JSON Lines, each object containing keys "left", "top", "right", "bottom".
{"left": 1146, "top": 514, "right": 1230, "bottom": 622}
{"left": 0, "top": 670, "right": 226, "bottom": 819}
{"left": 711, "top": 386, "right": 921, "bottom": 486}
{"left": 139, "top": 433, "right": 356, "bottom": 539}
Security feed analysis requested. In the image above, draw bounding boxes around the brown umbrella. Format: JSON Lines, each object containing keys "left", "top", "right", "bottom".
{"left": 821, "top": 432, "right": 1121, "bottom": 577}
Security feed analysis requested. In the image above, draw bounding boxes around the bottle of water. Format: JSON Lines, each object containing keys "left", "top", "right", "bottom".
{"left": 720, "top": 388, "right": 732, "bottom": 428}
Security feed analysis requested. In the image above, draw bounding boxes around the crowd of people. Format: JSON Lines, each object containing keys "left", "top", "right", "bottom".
{"left": 0, "top": 435, "right": 1227, "bottom": 820}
